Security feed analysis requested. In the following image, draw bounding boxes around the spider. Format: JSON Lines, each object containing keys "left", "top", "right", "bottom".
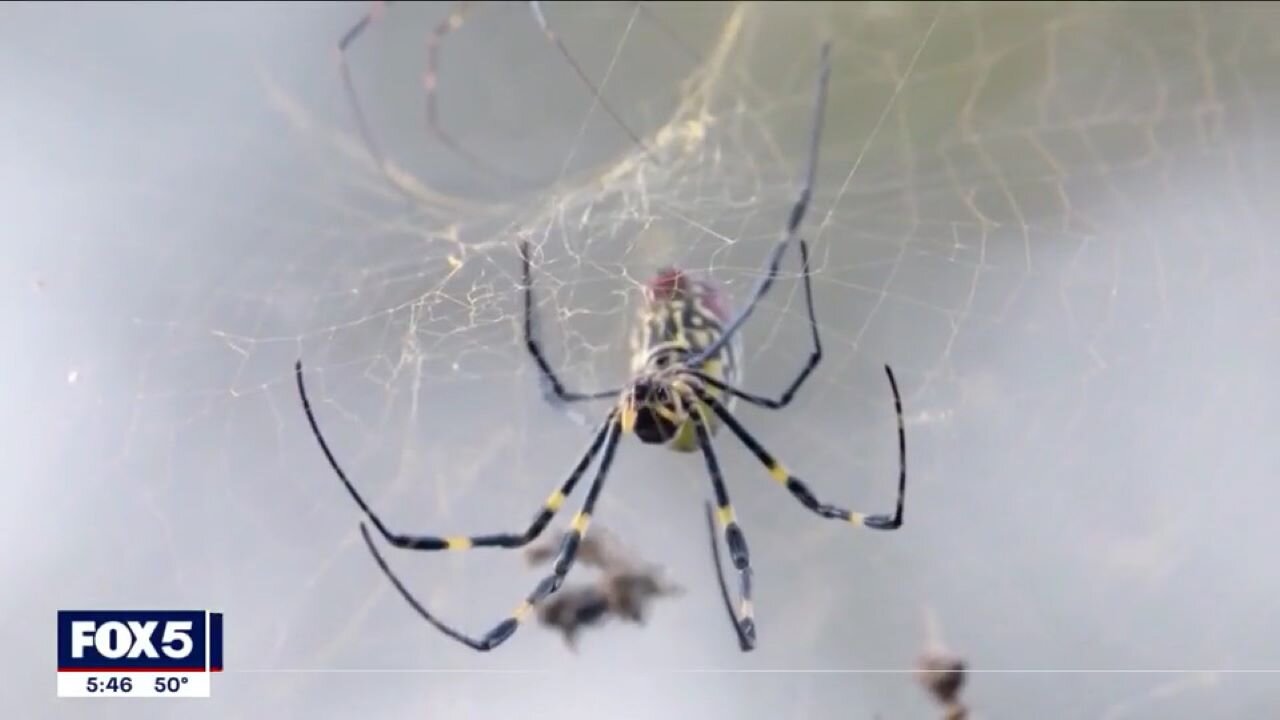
{"left": 295, "top": 41, "right": 908, "bottom": 652}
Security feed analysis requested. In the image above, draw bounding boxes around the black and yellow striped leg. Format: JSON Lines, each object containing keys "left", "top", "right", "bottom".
{"left": 296, "top": 359, "right": 612, "bottom": 552}
{"left": 766, "top": 237, "right": 822, "bottom": 406}
{"left": 521, "top": 240, "right": 623, "bottom": 405}
{"left": 691, "top": 361, "right": 902, "bottom": 425}
{"left": 686, "top": 241, "right": 824, "bottom": 410}
{"left": 693, "top": 417, "right": 758, "bottom": 651}
{"left": 693, "top": 370, "right": 907, "bottom": 531}
{"left": 360, "top": 419, "right": 625, "bottom": 651}
{"left": 704, "top": 502, "right": 751, "bottom": 651}
{"left": 687, "top": 43, "right": 830, "bottom": 369}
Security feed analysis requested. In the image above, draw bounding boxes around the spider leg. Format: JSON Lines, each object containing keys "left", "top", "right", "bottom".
{"left": 521, "top": 240, "right": 624, "bottom": 405}
{"left": 693, "top": 418, "right": 757, "bottom": 651}
{"left": 338, "top": 1, "right": 531, "bottom": 188}
{"left": 691, "top": 366, "right": 907, "bottom": 530}
{"left": 527, "top": 1, "right": 650, "bottom": 153}
{"left": 685, "top": 238, "right": 822, "bottom": 409}
{"left": 419, "top": 1, "right": 539, "bottom": 184}
{"left": 360, "top": 418, "right": 625, "bottom": 651}
{"left": 296, "top": 359, "right": 612, "bottom": 551}
{"left": 338, "top": 1, "right": 649, "bottom": 190}
{"left": 689, "top": 43, "right": 831, "bottom": 369}
{"left": 336, "top": 1, "right": 421, "bottom": 200}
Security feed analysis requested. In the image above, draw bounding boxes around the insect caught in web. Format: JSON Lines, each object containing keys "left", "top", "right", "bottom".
{"left": 296, "top": 37, "right": 908, "bottom": 651}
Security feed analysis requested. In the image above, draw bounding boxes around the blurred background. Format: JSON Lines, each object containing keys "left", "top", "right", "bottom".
{"left": 4, "top": 1, "right": 1279, "bottom": 717}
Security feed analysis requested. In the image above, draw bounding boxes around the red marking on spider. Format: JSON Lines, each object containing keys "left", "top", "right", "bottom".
{"left": 645, "top": 268, "right": 731, "bottom": 324}
{"left": 647, "top": 267, "right": 688, "bottom": 300}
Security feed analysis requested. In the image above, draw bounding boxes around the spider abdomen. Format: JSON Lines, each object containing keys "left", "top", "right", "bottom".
{"left": 629, "top": 268, "right": 742, "bottom": 452}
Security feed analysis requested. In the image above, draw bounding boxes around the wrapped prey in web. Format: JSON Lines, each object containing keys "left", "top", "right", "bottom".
{"left": 524, "top": 523, "right": 684, "bottom": 650}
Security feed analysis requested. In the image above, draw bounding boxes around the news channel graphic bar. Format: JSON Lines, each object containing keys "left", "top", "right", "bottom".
{"left": 56, "top": 610, "right": 223, "bottom": 699}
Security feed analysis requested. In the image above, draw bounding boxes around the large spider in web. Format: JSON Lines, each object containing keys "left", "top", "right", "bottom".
{"left": 295, "top": 39, "right": 908, "bottom": 652}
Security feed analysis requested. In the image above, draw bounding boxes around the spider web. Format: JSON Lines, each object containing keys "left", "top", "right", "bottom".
{"left": 7, "top": 2, "right": 1280, "bottom": 719}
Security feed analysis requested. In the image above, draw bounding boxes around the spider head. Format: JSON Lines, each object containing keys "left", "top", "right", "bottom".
{"left": 621, "top": 379, "right": 684, "bottom": 445}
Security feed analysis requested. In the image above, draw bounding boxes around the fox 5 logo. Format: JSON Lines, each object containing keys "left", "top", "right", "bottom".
{"left": 58, "top": 611, "right": 223, "bottom": 671}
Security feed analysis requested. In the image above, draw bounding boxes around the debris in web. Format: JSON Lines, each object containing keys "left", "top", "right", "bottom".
{"left": 916, "top": 652, "right": 969, "bottom": 720}
{"left": 914, "top": 606, "right": 970, "bottom": 720}
{"left": 524, "top": 524, "right": 684, "bottom": 651}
